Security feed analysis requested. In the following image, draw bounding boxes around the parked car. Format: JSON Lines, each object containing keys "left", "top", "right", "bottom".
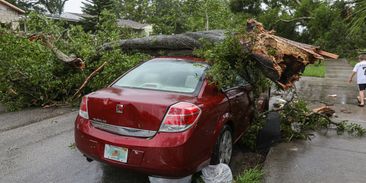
{"left": 74, "top": 57, "right": 268, "bottom": 177}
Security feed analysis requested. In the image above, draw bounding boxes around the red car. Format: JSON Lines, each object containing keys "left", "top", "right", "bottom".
{"left": 75, "top": 57, "right": 268, "bottom": 178}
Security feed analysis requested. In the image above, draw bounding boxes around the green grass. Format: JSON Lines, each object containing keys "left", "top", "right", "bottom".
{"left": 349, "top": 58, "right": 358, "bottom": 67}
{"left": 302, "top": 61, "right": 325, "bottom": 77}
{"left": 235, "top": 167, "right": 264, "bottom": 183}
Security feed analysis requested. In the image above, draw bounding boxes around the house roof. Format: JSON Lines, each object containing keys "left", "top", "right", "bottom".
{"left": 0, "top": 0, "right": 25, "bottom": 14}
{"left": 117, "top": 19, "right": 150, "bottom": 29}
{"left": 46, "top": 12, "right": 150, "bottom": 30}
{"left": 47, "top": 12, "right": 90, "bottom": 22}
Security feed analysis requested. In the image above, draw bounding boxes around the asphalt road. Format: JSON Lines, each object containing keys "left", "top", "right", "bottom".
{"left": 0, "top": 110, "right": 149, "bottom": 183}
{"left": 0, "top": 106, "right": 278, "bottom": 183}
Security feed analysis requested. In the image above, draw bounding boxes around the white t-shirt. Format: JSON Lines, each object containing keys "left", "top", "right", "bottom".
{"left": 353, "top": 60, "right": 366, "bottom": 84}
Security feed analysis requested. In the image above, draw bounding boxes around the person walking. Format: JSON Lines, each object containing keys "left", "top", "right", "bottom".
{"left": 349, "top": 54, "right": 366, "bottom": 107}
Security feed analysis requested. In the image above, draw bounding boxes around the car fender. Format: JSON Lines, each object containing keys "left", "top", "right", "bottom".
{"left": 212, "top": 112, "right": 232, "bottom": 143}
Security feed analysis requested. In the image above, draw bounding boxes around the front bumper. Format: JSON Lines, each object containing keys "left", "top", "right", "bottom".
{"left": 74, "top": 115, "right": 210, "bottom": 177}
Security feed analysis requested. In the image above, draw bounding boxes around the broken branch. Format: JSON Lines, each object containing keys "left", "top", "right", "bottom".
{"left": 72, "top": 61, "right": 108, "bottom": 98}
{"left": 29, "top": 34, "right": 85, "bottom": 70}
{"left": 276, "top": 17, "right": 314, "bottom": 23}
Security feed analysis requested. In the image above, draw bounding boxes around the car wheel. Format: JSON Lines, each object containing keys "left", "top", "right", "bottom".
{"left": 210, "top": 125, "right": 233, "bottom": 165}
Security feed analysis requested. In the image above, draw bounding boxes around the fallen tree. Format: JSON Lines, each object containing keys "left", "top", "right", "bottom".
{"left": 101, "top": 19, "right": 338, "bottom": 90}
{"left": 28, "top": 34, "right": 86, "bottom": 70}
{"left": 0, "top": 15, "right": 338, "bottom": 110}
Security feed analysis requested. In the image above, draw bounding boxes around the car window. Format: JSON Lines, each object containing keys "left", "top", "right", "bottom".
{"left": 113, "top": 59, "right": 208, "bottom": 93}
{"left": 222, "top": 75, "right": 249, "bottom": 91}
{"left": 235, "top": 75, "right": 249, "bottom": 86}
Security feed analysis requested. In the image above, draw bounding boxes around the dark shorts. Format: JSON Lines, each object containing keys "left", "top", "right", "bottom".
{"left": 359, "top": 84, "right": 366, "bottom": 91}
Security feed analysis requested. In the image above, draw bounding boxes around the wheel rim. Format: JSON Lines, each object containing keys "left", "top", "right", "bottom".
{"left": 218, "top": 130, "right": 232, "bottom": 164}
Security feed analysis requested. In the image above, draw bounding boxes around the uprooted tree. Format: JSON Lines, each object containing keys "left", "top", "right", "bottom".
{"left": 1, "top": 14, "right": 364, "bottom": 145}
{"left": 101, "top": 19, "right": 338, "bottom": 90}
{"left": 99, "top": 19, "right": 366, "bottom": 144}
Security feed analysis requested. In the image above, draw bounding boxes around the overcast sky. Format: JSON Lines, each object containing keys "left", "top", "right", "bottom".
{"left": 64, "top": 0, "right": 86, "bottom": 13}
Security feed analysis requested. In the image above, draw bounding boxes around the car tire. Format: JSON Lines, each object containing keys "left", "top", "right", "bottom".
{"left": 210, "top": 125, "right": 233, "bottom": 165}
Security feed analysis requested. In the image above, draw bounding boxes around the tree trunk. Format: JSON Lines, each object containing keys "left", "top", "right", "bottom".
{"left": 101, "top": 19, "right": 338, "bottom": 90}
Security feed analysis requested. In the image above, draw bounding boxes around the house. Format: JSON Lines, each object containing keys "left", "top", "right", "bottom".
{"left": 47, "top": 12, "right": 153, "bottom": 36}
{"left": 117, "top": 19, "right": 153, "bottom": 36}
{"left": 0, "top": 0, "right": 25, "bottom": 29}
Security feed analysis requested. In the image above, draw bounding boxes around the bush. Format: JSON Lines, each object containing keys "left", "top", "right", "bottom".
{"left": 0, "top": 12, "right": 149, "bottom": 111}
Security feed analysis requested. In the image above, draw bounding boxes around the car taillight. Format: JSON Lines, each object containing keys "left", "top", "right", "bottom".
{"left": 159, "top": 102, "right": 201, "bottom": 132}
{"left": 79, "top": 96, "right": 89, "bottom": 119}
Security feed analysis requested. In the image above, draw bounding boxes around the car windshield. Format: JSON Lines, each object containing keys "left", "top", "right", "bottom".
{"left": 113, "top": 58, "right": 208, "bottom": 93}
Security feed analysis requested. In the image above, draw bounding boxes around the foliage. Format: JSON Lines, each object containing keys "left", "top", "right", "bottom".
{"left": 241, "top": 114, "right": 266, "bottom": 150}
{"left": 302, "top": 61, "right": 325, "bottom": 77}
{"left": 280, "top": 98, "right": 366, "bottom": 142}
{"left": 349, "top": 0, "right": 366, "bottom": 36}
{"left": 239, "top": 93, "right": 365, "bottom": 150}
{"left": 111, "top": 0, "right": 238, "bottom": 35}
{"left": 38, "top": 0, "right": 68, "bottom": 15}
{"left": 6, "top": 0, "right": 44, "bottom": 13}
{"left": 227, "top": 0, "right": 366, "bottom": 57}
{"left": 349, "top": 58, "right": 358, "bottom": 67}
{"left": 194, "top": 31, "right": 271, "bottom": 150}
{"left": 194, "top": 32, "right": 271, "bottom": 96}
{"left": 6, "top": 0, "right": 68, "bottom": 14}
{"left": 7, "top": 0, "right": 366, "bottom": 56}
{"left": 81, "top": 0, "right": 118, "bottom": 32}
{"left": 0, "top": 29, "right": 60, "bottom": 110}
{"left": 235, "top": 166, "right": 263, "bottom": 183}
{"left": 116, "top": 0, "right": 153, "bottom": 23}
{"left": 0, "top": 12, "right": 148, "bottom": 111}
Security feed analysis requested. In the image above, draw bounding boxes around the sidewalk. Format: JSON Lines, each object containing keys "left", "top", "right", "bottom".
{"left": 0, "top": 107, "right": 76, "bottom": 132}
{"left": 263, "top": 59, "right": 366, "bottom": 183}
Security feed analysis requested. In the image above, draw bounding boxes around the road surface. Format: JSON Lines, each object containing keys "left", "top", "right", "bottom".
{"left": 0, "top": 110, "right": 149, "bottom": 183}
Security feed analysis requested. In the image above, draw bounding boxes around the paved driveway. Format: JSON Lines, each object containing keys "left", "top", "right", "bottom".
{"left": 0, "top": 110, "right": 149, "bottom": 183}
{"left": 264, "top": 59, "right": 366, "bottom": 183}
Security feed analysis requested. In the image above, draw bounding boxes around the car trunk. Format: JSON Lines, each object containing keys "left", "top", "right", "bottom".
{"left": 87, "top": 87, "right": 195, "bottom": 132}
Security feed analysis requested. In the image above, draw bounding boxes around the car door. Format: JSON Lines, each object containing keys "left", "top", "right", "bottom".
{"left": 223, "top": 76, "right": 254, "bottom": 139}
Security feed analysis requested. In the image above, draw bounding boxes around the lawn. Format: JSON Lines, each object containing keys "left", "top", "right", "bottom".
{"left": 349, "top": 58, "right": 358, "bottom": 67}
{"left": 235, "top": 167, "right": 264, "bottom": 183}
{"left": 302, "top": 61, "right": 325, "bottom": 77}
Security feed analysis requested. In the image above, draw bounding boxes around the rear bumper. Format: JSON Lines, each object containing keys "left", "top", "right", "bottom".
{"left": 74, "top": 115, "right": 210, "bottom": 177}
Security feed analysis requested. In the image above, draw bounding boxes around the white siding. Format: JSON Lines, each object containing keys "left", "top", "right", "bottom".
{"left": 0, "top": 3, "right": 22, "bottom": 29}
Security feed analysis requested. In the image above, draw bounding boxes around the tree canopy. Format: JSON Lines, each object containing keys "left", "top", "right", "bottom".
{"left": 9, "top": 0, "right": 366, "bottom": 57}
{"left": 7, "top": 0, "right": 68, "bottom": 14}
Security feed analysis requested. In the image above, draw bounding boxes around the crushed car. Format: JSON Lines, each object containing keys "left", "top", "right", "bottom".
{"left": 74, "top": 56, "right": 269, "bottom": 177}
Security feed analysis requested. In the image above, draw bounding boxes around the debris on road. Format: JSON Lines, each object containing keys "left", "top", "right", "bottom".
{"left": 340, "top": 108, "right": 352, "bottom": 114}
{"left": 312, "top": 106, "right": 335, "bottom": 117}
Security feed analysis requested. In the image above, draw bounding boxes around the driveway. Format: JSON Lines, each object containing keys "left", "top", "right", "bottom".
{"left": 0, "top": 107, "right": 269, "bottom": 183}
{"left": 263, "top": 59, "right": 366, "bottom": 183}
{"left": 0, "top": 109, "right": 149, "bottom": 183}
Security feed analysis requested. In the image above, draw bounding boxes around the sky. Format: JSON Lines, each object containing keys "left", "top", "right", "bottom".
{"left": 64, "top": 0, "right": 86, "bottom": 13}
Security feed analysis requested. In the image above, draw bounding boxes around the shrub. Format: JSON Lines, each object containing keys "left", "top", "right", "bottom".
{"left": 0, "top": 12, "right": 149, "bottom": 111}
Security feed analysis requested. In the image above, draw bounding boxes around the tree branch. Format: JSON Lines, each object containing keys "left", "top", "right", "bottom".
{"left": 276, "top": 17, "right": 314, "bottom": 23}
{"left": 72, "top": 61, "right": 108, "bottom": 99}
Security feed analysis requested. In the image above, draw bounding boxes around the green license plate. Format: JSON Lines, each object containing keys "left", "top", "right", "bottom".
{"left": 104, "top": 144, "right": 128, "bottom": 163}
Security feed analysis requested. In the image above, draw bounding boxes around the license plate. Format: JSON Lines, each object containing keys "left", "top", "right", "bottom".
{"left": 104, "top": 144, "right": 128, "bottom": 163}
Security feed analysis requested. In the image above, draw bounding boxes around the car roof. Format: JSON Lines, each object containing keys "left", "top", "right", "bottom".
{"left": 156, "top": 56, "right": 207, "bottom": 63}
